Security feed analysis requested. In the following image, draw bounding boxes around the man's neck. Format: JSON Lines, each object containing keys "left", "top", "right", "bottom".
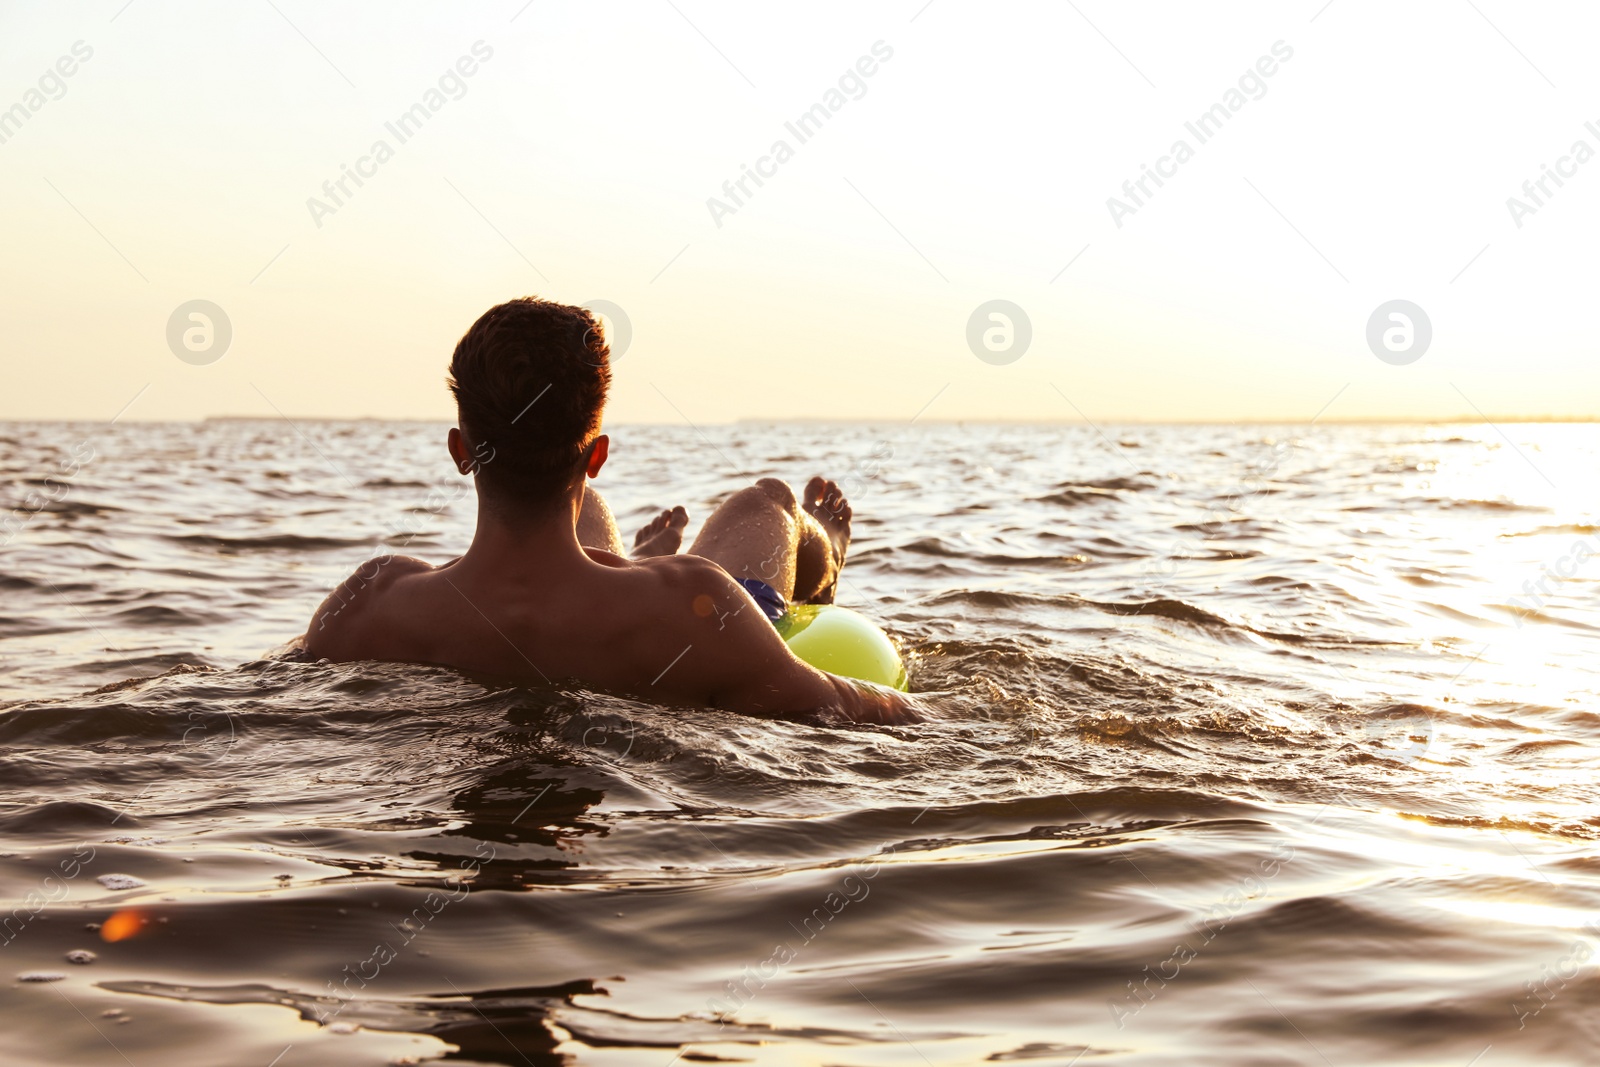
{"left": 454, "top": 488, "right": 588, "bottom": 574}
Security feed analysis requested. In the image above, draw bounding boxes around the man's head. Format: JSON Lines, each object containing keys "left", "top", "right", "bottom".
{"left": 446, "top": 297, "right": 611, "bottom": 514}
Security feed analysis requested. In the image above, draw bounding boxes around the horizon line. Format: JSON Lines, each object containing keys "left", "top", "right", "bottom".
{"left": 2, "top": 415, "right": 1597, "bottom": 426}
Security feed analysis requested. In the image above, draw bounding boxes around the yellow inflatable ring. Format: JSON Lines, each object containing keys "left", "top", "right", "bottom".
{"left": 777, "top": 604, "right": 908, "bottom": 692}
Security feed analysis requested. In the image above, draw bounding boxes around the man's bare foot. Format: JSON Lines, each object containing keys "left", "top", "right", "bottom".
{"left": 632, "top": 506, "right": 689, "bottom": 559}
{"left": 802, "top": 476, "right": 851, "bottom": 603}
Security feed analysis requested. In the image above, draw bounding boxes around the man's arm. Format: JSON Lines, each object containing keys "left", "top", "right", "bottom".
{"left": 653, "top": 558, "right": 921, "bottom": 724}
{"left": 812, "top": 672, "right": 922, "bottom": 725}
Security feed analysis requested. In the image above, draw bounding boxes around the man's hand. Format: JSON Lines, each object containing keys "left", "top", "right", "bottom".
{"left": 820, "top": 675, "right": 922, "bottom": 725}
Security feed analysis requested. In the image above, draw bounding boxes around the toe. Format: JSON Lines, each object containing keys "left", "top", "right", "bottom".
{"left": 823, "top": 481, "right": 847, "bottom": 516}
{"left": 804, "top": 475, "right": 827, "bottom": 506}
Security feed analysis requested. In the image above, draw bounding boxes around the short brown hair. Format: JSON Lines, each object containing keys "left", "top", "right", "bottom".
{"left": 447, "top": 297, "right": 610, "bottom": 506}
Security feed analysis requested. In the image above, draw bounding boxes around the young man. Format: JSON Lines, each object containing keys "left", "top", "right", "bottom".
{"left": 302, "top": 297, "right": 917, "bottom": 724}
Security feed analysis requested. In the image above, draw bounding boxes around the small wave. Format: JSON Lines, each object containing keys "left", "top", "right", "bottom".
{"left": 27, "top": 498, "right": 123, "bottom": 516}
{"left": 76, "top": 651, "right": 218, "bottom": 675}
{"left": 362, "top": 477, "right": 431, "bottom": 488}
{"left": 885, "top": 788, "right": 1266, "bottom": 838}
{"left": 1345, "top": 498, "right": 1549, "bottom": 514}
{"left": 1173, "top": 517, "right": 1275, "bottom": 535}
{"left": 1241, "top": 893, "right": 1427, "bottom": 940}
{"left": 901, "top": 537, "right": 972, "bottom": 558}
{"left": 1502, "top": 524, "right": 1600, "bottom": 539}
{"left": 163, "top": 532, "right": 373, "bottom": 551}
{"left": 1088, "top": 596, "right": 1235, "bottom": 629}
{"left": 1400, "top": 810, "right": 1597, "bottom": 841}
{"left": 924, "top": 588, "right": 1293, "bottom": 644}
{"left": 1035, "top": 487, "right": 1121, "bottom": 506}
{"left": 968, "top": 552, "right": 1095, "bottom": 570}
{"left": 110, "top": 604, "right": 226, "bottom": 627}
{"left": 1438, "top": 498, "right": 1551, "bottom": 513}
{"left": 1397, "top": 569, "right": 1454, "bottom": 587}
{"left": 1245, "top": 575, "right": 1314, "bottom": 590}
{"left": 0, "top": 799, "right": 128, "bottom": 833}
{"left": 927, "top": 588, "right": 1079, "bottom": 611}
{"left": 0, "top": 615, "right": 76, "bottom": 638}
{"left": 988, "top": 1042, "right": 1097, "bottom": 1062}
{"left": 1052, "top": 475, "right": 1152, "bottom": 492}
{"left": 1505, "top": 738, "right": 1584, "bottom": 758}
{"left": 1500, "top": 604, "right": 1600, "bottom": 632}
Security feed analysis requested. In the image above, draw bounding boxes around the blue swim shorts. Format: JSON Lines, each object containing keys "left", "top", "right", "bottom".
{"left": 735, "top": 578, "right": 789, "bottom": 624}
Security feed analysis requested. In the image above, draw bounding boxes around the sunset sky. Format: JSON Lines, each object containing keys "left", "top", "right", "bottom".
{"left": 3, "top": 0, "right": 1598, "bottom": 424}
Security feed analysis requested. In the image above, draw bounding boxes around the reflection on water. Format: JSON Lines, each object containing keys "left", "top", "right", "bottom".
{"left": 1, "top": 421, "right": 1598, "bottom": 1065}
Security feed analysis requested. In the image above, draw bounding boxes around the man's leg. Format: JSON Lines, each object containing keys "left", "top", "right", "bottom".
{"left": 688, "top": 476, "right": 850, "bottom": 604}
{"left": 576, "top": 486, "right": 626, "bottom": 555}
{"left": 577, "top": 485, "right": 690, "bottom": 559}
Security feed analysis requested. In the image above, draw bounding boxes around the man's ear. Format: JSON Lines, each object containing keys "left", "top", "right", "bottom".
{"left": 585, "top": 434, "right": 609, "bottom": 478}
{"left": 447, "top": 427, "right": 472, "bottom": 474}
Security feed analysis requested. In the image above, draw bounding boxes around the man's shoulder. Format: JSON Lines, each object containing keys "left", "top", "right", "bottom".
{"left": 340, "top": 553, "right": 439, "bottom": 602}
{"left": 625, "top": 552, "right": 756, "bottom": 609}
{"left": 304, "top": 554, "right": 438, "bottom": 657}
{"left": 628, "top": 551, "right": 727, "bottom": 582}
{"left": 362, "top": 552, "right": 437, "bottom": 576}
